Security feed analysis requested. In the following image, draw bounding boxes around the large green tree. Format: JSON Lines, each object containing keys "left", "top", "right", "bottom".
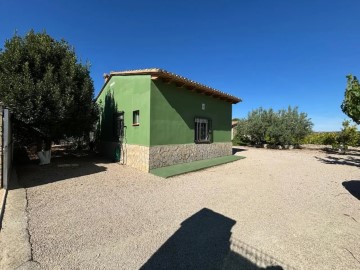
{"left": 235, "top": 106, "right": 313, "bottom": 147}
{"left": 0, "top": 30, "right": 99, "bottom": 150}
{"left": 341, "top": 75, "right": 360, "bottom": 124}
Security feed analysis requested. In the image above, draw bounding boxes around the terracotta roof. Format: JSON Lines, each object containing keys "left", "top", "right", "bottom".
{"left": 98, "top": 68, "right": 241, "bottom": 104}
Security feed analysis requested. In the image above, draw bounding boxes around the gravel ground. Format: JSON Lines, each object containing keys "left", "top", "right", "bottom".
{"left": 16, "top": 147, "right": 360, "bottom": 270}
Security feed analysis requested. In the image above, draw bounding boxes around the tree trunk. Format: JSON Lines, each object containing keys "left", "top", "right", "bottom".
{"left": 37, "top": 138, "right": 52, "bottom": 165}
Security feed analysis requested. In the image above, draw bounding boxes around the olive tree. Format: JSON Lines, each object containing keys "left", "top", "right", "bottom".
{"left": 236, "top": 106, "right": 313, "bottom": 147}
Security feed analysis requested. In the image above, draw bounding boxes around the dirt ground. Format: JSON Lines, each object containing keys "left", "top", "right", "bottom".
{"left": 10, "top": 147, "right": 360, "bottom": 269}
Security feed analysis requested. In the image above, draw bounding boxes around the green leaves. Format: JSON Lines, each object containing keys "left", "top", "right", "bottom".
{"left": 337, "top": 120, "right": 359, "bottom": 147}
{"left": 341, "top": 74, "right": 360, "bottom": 124}
{"left": 298, "top": 120, "right": 360, "bottom": 150}
{"left": 0, "top": 30, "right": 99, "bottom": 146}
{"left": 235, "top": 106, "right": 313, "bottom": 147}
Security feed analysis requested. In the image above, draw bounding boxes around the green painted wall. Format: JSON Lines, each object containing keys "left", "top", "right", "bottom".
{"left": 96, "top": 75, "right": 151, "bottom": 146}
{"left": 150, "top": 80, "right": 232, "bottom": 146}
{"left": 97, "top": 75, "right": 233, "bottom": 147}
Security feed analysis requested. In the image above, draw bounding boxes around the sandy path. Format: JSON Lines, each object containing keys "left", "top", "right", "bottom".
{"left": 18, "top": 148, "right": 360, "bottom": 270}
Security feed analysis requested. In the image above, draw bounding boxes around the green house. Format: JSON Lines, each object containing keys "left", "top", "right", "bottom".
{"left": 95, "top": 68, "right": 241, "bottom": 172}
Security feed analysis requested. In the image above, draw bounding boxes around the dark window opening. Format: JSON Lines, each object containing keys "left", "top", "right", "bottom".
{"left": 195, "top": 117, "right": 212, "bottom": 143}
{"left": 133, "top": 110, "right": 140, "bottom": 125}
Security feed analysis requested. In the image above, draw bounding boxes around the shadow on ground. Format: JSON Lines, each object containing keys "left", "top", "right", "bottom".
{"left": 342, "top": 180, "right": 360, "bottom": 200}
{"left": 320, "top": 148, "right": 360, "bottom": 157}
{"left": 12, "top": 152, "right": 108, "bottom": 189}
{"left": 141, "top": 208, "right": 296, "bottom": 270}
{"left": 232, "top": 147, "right": 247, "bottom": 155}
{"left": 315, "top": 155, "right": 360, "bottom": 168}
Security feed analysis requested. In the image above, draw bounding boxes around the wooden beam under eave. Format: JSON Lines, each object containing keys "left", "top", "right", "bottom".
{"left": 151, "top": 75, "right": 160, "bottom": 80}
{"left": 162, "top": 78, "right": 174, "bottom": 84}
{"left": 196, "top": 90, "right": 207, "bottom": 95}
{"left": 227, "top": 98, "right": 235, "bottom": 102}
{"left": 175, "top": 82, "right": 186, "bottom": 88}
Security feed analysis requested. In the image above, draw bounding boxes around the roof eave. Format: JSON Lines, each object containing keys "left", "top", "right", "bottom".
{"left": 96, "top": 69, "right": 242, "bottom": 104}
{"left": 147, "top": 72, "right": 241, "bottom": 104}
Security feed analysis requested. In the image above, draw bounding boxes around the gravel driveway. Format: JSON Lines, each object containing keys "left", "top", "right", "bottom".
{"left": 15, "top": 148, "right": 360, "bottom": 269}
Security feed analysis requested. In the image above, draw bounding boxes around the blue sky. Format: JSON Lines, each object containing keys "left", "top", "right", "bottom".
{"left": 1, "top": 0, "right": 359, "bottom": 131}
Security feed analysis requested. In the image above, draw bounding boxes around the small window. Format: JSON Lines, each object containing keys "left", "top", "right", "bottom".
{"left": 195, "top": 117, "right": 212, "bottom": 143}
{"left": 133, "top": 110, "right": 140, "bottom": 126}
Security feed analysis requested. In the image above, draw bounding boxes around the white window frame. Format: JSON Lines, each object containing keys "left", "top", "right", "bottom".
{"left": 133, "top": 110, "right": 140, "bottom": 126}
{"left": 194, "top": 117, "right": 211, "bottom": 143}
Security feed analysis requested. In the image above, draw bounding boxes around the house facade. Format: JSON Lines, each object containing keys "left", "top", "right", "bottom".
{"left": 95, "top": 69, "right": 241, "bottom": 172}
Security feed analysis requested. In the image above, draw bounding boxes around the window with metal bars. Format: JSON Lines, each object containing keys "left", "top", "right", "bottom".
{"left": 194, "top": 117, "right": 212, "bottom": 143}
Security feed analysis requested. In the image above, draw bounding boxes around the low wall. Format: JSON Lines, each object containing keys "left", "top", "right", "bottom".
{"left": 123, "top": 144, "right": 149, "bottom": 172}
{"left": 100, "top": 141, "right": 232, "bottom": 172}
{"left": 149, "top": 142, "right": 232, "bottom": 170}
{"left": 98, "top": 141, "right": 150, "bottom": 172}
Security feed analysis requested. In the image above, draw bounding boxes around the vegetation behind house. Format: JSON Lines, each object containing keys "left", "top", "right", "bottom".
{"left": 302, "top": 120, "right": 360, "bottom": 148}
{"left": 233, "top": 106, "right": 313, "bottom": 147}
{"left": 0, "top": 30, "right": 99, "bottom": 153}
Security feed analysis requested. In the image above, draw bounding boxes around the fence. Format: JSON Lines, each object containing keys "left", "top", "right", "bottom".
{"left": 1, "top": 108, "right": 12, "bottom": 189}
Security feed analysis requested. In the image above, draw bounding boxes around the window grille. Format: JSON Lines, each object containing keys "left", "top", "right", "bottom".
{"left": 194, "top": 117, "right": 212, "bottom": 143}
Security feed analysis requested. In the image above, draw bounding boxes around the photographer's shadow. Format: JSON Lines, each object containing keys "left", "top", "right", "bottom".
{"left": 141, "top": 208, "right": 293, "bottom": 270}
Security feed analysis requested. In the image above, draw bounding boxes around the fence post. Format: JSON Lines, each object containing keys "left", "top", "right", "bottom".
{"left": 3, "top": 109, "right": 11, "bottom": 189}
{"left": 0, "top": 106, "right": 2, "bottom": 189}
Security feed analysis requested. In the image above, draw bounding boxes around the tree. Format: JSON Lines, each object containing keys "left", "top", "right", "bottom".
{"left": 341, "top": 75, "right": 360, "bottom": 124}
{"left": 337, "top": 120, "right": 359, "bottom": 153}
{"left": 0, "top": 30, "right": 99, "bottom": 155}
{"left": 235, "top": 106, "right": 313, "bottom": 147}
{"left": 236, "top": 108, "right": 273, "bottom": 145}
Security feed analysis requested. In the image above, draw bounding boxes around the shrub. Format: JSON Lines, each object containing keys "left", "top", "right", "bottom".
{"left": 302, "top": 121, "right": 359, "bottom": 149}
{"left": 338, "top": 120, "right": 359, "bottom": 148}
{"left": 235, "top": 106, "right": 313, "bottom": 147}
{"left": 302, "top": 132, "right": 338, "bottom": 145}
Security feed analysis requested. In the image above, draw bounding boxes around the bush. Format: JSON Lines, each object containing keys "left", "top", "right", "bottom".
{"left": 338, "top": 120, "right": 359, "bottom": 148}
{"left": 302, "top": 132, "right": 338, "bottom": 145}
{"left": 235, "top": 109, "right": 268, "bottom": 145}
{"left": 302, "top": 121, "right": 360, "bottom": 149}
{"left": 235, "top": 106, "right": 313, "bottom": 147}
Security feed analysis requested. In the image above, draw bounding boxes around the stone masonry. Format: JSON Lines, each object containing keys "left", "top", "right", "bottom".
{"left": 124, "top": 144, "right": 150, "bottom": 172}
{"left": 99, "top": 142, "right": 150, "bottom": 172}
{"left": 101, "top": 141, "right": 232, "bottom": 172}
{"left": 148, "top": 142, "right": 232, "bottom": 170}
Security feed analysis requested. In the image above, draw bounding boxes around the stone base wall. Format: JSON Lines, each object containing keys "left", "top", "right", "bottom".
{"left": 98, "top": 141, "right": 149, "bottom": 172}
{"left": 123, "top": 144, "right": 149, "bottom": 172}
{"left": 99, "top": 141, "right": 232, "bottom": 172}
{"left": 149, "top": 142, "right": 232, "bottom": 170}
